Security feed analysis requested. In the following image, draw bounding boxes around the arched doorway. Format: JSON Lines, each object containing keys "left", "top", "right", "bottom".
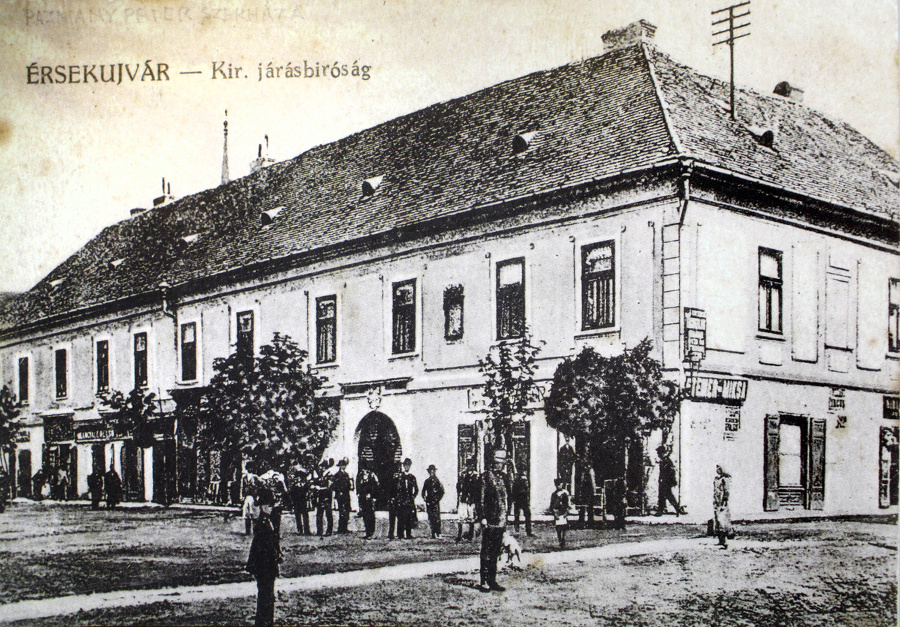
{"left": 356, "top": 411, "right": 402, "bottom": 510}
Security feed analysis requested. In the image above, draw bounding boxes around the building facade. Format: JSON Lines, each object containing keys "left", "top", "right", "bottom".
{"left": 1, "top": 22, "right": 897, "bottom": 520}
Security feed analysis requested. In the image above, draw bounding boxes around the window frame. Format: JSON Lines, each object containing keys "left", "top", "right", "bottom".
{"left": 95, "top": 338, "right": 111, "bottom": 394}
{"left": 496, "top": 257, "right": 526, "bottom": 341}
{"left": 315, "top": 295, "right": 338, "bottom": 364}
{"left": 15, "top": 352, "right": 31, "bottom": 405}
{"left": 889, "top": 278, "right": 900, "bottom": 353}
{"left": 443, "top": 284, "right": 465, "bottom": 342}
{"left": 391, "top": 278, "right": 418, "bottom": 355}
{"left": 235, "top": 310, "right": 255, "bottom": 357}
{"left": 133, "top": 331, "right": 149, "bottom": 390}
{"left": 580, "top": 240, "right": 617, "bottom": 332}
{"left": 54, "top": 346, "right": 69, "bottom": 400}
{"left": 179, "top": 320, "right": 200, "bottom": 383}
{"left": 758, "top": 247, "right": 784, "bottom": 335}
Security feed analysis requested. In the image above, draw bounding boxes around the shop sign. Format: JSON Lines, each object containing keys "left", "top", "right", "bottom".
{"left": 44, "top": 415, "right": 74, "bottom": 443}
{"left": 684, "top": 308, "right": 707, "bottom": 363}
{"left": 884, "top": 396, "right": 900, "bottom": 421}
{"left": 74, "top": 418, "right": 131, "bottom": 443}
{"left": 723, "top": 406, "right": 741, "bottom": 440}
{"left": 828, "top": 388, "right": 846, "bottom": 413}
{"left": 15, "top": 430, "right": 30, "bottom": 444}
{"left": 688, "top": 376, "right": 747, "bottom": 403}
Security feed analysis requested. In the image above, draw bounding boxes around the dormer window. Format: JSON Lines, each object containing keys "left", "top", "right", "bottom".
{"left": 513, "top": 132, "right": 538, "bottom": 154}
{"left": 362, "top": 175, "right": 383, "bottom": 196}
{"left": 109, "top": 259, "right": 125, "bottom": 269}
{"left": 49, "top": 278, "right": 64, "bottom": 289}
{"left": 261, "top": 207, "right": 284, "bottom": 226}
{"left": 176, "top": 234, "right": 200, "bottom": 252}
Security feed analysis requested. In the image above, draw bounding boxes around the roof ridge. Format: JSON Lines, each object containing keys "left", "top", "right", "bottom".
{"left": 640, "top": 42, "right": 685, "bottom": 157}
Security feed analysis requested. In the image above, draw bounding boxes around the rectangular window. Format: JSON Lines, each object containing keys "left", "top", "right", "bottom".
{"left": 582, "top": 241, "right": 615, "bottom": 330}
{"left": 316, "top": 296, "right": 337, "bottom": 363}
{"left": 443, "top": 284, "right": 464, "bottom": 342}
{"left": 96, "top": 340, "right": 109, "bottom": 393}
{"left": 133, "top": 332, "right": 148, "bottom": 389}
{"left": 236, "top": 311, "right": 254, "bottom": 356}
{"left": 758, "top": 248, "right": 783, "bottom": 334}
{"left": 392, "top": 280, "right": 416, "bottom": 354}
{"left": 17, "top": 356, "right": 29, "bottom": 404}
{"left": 181, "top": 323, "right": 197, "bottom": 381}
{"left": 890, "top": 279, "right": 900, "bottom": 352}
{"left": 55, "top": 348, "right": 68, "bottom": 399}
{"left": 497, "top": 258, "right": 525, "bottom": 340}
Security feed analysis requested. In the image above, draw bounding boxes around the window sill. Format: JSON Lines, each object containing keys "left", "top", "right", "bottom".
{"left": 574, "top": 327, "right": 621, "bottom": 340}
{"left": 389, "top": 352, "right": 420, "bottom": 361}
{"left": 886, "top": 351, "right": 900, "bottom": 361}
{"left": 313, "top": 362, "right": 340, "bottom": 371}
{"left": 757, "top": 332, "right": 786, "bottom": 342}
{"left": 175, "top": 380, "right": 201, "bottom": 387}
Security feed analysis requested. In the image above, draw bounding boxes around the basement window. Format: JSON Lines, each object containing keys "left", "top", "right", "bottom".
{"left": 362, "top": 175, "right": 383, "bottom": 196}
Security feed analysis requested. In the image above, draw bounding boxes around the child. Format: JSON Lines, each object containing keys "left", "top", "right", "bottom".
{"left": 550, "top": 478, "right": 571, "bottom": 549}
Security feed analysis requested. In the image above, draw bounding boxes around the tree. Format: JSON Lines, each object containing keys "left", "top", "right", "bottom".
{"left": 544, "top": 338, "right": 681, "bottom": 486}
{"left": 0, "top": 385, "right": 20, "bottom": 472}
{"left": 478, "top": 329, "right": 543, "bottom": 468}
{"left": 197, "top": 333, "right": 339, "bottom": 480}
{"left": 99, "top": 388, "right": 157, "bottom": 448}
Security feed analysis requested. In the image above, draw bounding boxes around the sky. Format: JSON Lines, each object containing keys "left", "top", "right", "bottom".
{"left": 0, "top": 0, "right": 897, "bottom": 294}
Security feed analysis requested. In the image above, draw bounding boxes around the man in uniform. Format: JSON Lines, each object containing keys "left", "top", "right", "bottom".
{"left": 332, "top": 458, "right": 354, "bottom": 534}
{"left": 422, "top": 464, "right": 445, "bottom": 538}
{"left": 314, "top": 466, "right": 333, "bottom": 537}
{"left": 357, "top": 468, "right": 379, "bottom": 539}
{"left": 396, "top": 458, "right": 418, "bottom": 539}
{"left": 387, "top": 462, "right": 403, "bottom": 539}
{"left": 478, "top": 449, "right": 509, "bottom": 592}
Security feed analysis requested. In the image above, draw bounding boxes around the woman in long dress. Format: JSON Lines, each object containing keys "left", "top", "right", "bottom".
{"left": 713, "top": 465, "right": 732, "bottom": 549}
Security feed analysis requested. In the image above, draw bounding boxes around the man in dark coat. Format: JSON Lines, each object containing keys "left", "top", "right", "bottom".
{"left": 87, "top": 469, "right": 103, "bottom": 510}
{"left": 387, "top": 462, "right": 402, "bottom": 539}
{"left": 422, "top": 464, "right": 445, "bottom": 538}
{"left": 478, "top": 449, "right": 509, "bottom": 592}
{"left": 396, "top": 458, "right": 418, "bottom": 539}
{"left": 246, "top": 488, "right": 282, "bottom": 627}
{"left": 104, "top": 465, "right": 122, "bottom": 509}
{"left": 656, "top": 446, "right": 685, "bottom": 516}
{"left": 0, "top": 467, "right": 9, "bottom": 513}
{"left": 314, "top": 471, "right": 333, "bottom": 537}
{"left": 332, "top": 458, "right": 354, "bottom": 534}
{"left": 288, "top": 471, "right": 311, "bottom": 535}
{"left": 511, "top": 470, "right": 533, "bottom": 536}
{"left": 357, "top": 468, "right": 379, "bottom": 539}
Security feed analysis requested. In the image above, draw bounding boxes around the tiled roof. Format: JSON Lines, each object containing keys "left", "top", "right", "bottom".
{"left": 1, "top": 42, "right": 897, "bottom": 331}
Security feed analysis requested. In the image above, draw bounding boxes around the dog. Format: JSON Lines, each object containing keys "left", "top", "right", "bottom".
{"left": 501, "top": 531, "right": 523, "bottom": 567}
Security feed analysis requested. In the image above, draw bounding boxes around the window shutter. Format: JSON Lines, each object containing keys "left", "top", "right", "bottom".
{"left": 808, "top": 418, "right": 826, "bottom": 510}
{"left": 764, "top": 414, "right": 780, "bottom": 511}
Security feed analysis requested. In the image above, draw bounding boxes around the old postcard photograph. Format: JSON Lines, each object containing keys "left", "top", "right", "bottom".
{"left": 0, "top": 0, "right": 897, "bottom": 624}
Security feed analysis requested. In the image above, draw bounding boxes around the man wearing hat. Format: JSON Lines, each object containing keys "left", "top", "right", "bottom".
{"left": 421, "top": 464, "right": 445, "bottom": 538}
{"left": 478, "top": 449, "right": 509, "bottom": 592}
{"left": 396, "top": 458, "right": 419, "bottom": 539}
{"left": 332, "top": 458, "right": 354, "bottom": 534}
{"left": 655, "top": 445, "right": 684, "bottom": 517}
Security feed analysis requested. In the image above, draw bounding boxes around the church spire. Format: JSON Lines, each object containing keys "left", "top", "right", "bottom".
{"left": 221, "top": 110, "right": 230, "bottom": 185}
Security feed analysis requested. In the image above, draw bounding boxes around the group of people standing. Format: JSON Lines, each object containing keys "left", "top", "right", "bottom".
{"left": 27, "top": 465, "right": 122, "bottom": 509}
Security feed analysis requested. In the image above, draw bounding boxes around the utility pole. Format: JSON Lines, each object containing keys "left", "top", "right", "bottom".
{"left": 712, "top": 1, "right": 751, "bottom": 120}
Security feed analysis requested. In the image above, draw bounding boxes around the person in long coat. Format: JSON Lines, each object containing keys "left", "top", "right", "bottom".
{"left": 357, "top": 468, "right": 379, "bottom": 539}
{"left": 314, "top": 471, "right": 333, "bottom": 537}
{"left": 246, "top": 488, "right": 282, "bottom": 627}
{"left": 332, "top": 458, "right": 354, "bottom": 534}
{"left": 713, "top": 465, "right": 732, "bottom": 548}
{"left": 511, "top": 471, "right": 532, "bottom": 536}
{"left": 87, "top": 469, "right": 104, "bottom": 510}
{"left": 549, "top": 478, "right": 571, "bottom": 548}
{"left": 656, "top": 446, "right": 684, "bottom": 516}
{"left": 288, "top": 472, "right": 311, "bottom": 535}
{"left": 396, "top": 458, "right": 419, "bottom": 539}
{"left": 104, "top": 466, "right": 122, "bottom": 509}
{"left": 387, "top": 462, "right": 403, "bottom": 539}
{"left": 477, "top": 449, "right": 508, "bottom": 592}
{"left": 422, "top": 464, "right": 445, "bottom": 538}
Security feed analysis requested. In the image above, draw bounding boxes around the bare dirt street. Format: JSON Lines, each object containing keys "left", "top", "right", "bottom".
{"left": 0, "top": 501, "right": 895, "bottom": 626}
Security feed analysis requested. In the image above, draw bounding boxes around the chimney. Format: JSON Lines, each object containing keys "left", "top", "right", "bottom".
{"left": 250, "top": 134, "right": 276, "bottom": 174}
{"left": 601, "top": 20, "right": 657, "bottom": 52}
{"left": 773, "top": 81, "right": 804, "bottom": 102}
{"left": 153, "top": 177, "right": 175, "bottom": 207}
